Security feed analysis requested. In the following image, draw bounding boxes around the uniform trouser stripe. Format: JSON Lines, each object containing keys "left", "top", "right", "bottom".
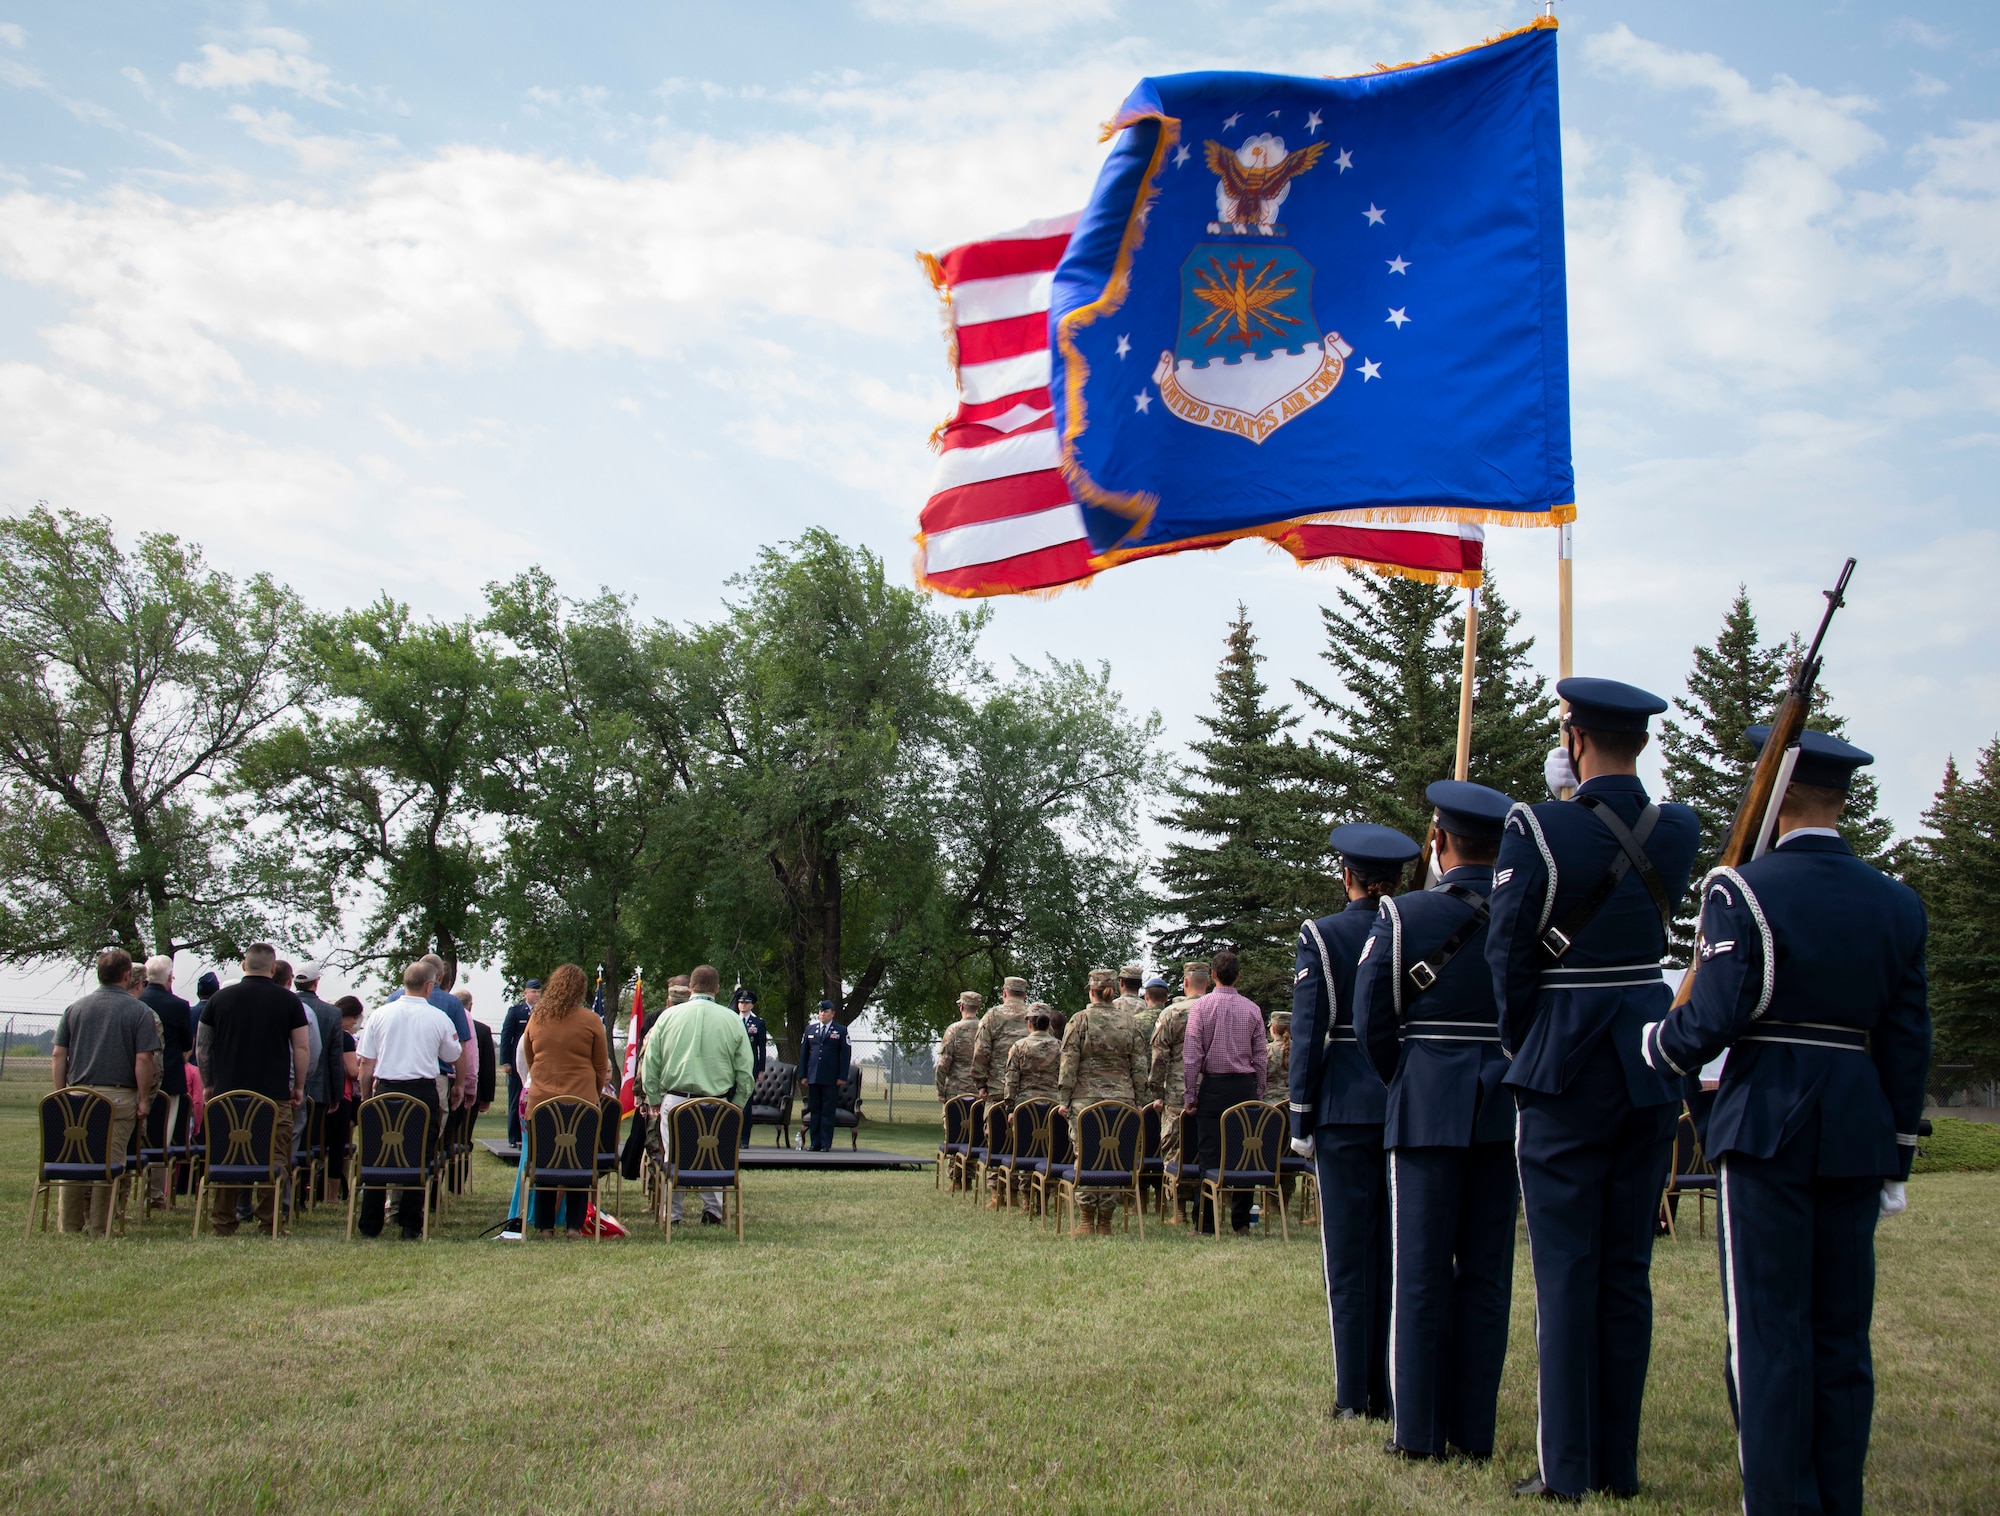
{"left": 1314, "top": 1126, "right": 1391, "bottom": 1416}
{"left": 1716, "top": 1130, "right": 1880, "bottom": 1516}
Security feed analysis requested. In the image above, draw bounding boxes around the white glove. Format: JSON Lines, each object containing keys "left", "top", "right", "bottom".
{"left": 1290, "top": 1136, "right": 1316, "bottom": 1159}
{"left": 1544, "top": 745, "right": 1579, "bottom": 798}
{"left": 1638, "top": 1022, "right": 1658, "bottom": 1074}
{"left": 1880, "top": 1181, "right": 1907, "bottom": 1217}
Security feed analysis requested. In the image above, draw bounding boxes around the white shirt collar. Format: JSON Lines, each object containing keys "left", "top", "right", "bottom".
{"left": 1777, "top": 826, "right": 1843, "bottom": 844}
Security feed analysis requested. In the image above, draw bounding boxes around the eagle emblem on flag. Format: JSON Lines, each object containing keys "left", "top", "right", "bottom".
{"left": 1153, "top": 133, "right": 1349, "bottom": 444}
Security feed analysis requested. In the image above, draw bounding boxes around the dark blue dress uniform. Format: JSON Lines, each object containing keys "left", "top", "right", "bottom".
{"left": 1486, "top": 678, "right": 1701, "bottom": 1500}
{"left": 736, "top": 993, "right": 769, "bottom": 1075}
{"left": 1292, "top": 822, "right": 1421, "bottom": 1420}
{"left": 798, "top": 1003, "right": 852, "bottom": 1151}
{"left": 1642, "top": 730, "right": 1928, "bottom": 1516}
{"left": 1354, "top": 782, "right": 1520, "bottom": 1461}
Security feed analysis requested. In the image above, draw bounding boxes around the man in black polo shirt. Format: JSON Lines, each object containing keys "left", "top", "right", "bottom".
{"left": 196, "top": 942, "right": 309, "bottom": 1237}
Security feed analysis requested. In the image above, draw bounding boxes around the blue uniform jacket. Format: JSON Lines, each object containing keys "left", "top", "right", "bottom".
{"left": 798, "top": 1020, "right": 852, "bottom": 1086}
{"left": 1354, "top": 866, "right": 1513, "bottom": 1148}
{"left": 1644, "top": 832, "right": 1929, "bottom": 1180}
{"left": 1487, "top": 774, "right": 1700, "bottom": 1107}
{"left": 741, "top": 1012, "right": 769, "bottom": 1074}
{"left": 1289, "top": 897, "right": 1389, "bottom": 1137}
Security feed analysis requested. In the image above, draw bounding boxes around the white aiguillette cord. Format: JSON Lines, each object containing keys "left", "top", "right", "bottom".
{"left": 1749, "top": 745, "right": 1801, "bottom": 860}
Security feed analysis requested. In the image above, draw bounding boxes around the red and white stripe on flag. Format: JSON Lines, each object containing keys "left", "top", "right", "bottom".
{"left": 916, "top": 213, "right": 1093, "bottom": 598}
{"left": 914, "top": 218, "right": 1483, "bottom": 597}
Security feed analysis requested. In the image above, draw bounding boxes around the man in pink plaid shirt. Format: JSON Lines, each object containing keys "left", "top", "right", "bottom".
{"left": 1182, "top": 950, "right": 1269, "bottom": 1233}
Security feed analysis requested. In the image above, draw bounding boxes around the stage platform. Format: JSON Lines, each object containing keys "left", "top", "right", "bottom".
{"left": 478, "top": 1139, "right": 927, "bottom": 1172}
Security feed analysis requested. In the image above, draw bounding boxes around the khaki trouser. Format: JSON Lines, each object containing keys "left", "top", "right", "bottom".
{"left": 148, "top": 1095, "right": 182, "bottom": 1203}
{"left": 661, "top": 1094, "right": 725, "bottom": 1221}
{"left": 210, "top": 1101, "right": 295, "bottom": 1233}
{"left": 59, "top": 1085, "right": 137, "bottom": 1234}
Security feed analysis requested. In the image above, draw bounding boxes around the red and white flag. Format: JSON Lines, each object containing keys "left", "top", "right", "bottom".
{"left": 619, "top": 971, "right": 643, "bottom": 1117}
{"left": 915, "top": 218, "right": 1483, "bottom": 596}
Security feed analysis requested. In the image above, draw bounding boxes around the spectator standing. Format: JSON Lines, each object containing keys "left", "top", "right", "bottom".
{"left": 458, "top": 988, "right": 495, "bottom": 1117}
{"left": 295, "top": 962, "right": 343, "bottom": 1190}
{"left": 498, "top": 979, "right": 540, "bottom": 1146}
{"left": 137, "top": 955, "right": 193, "bottom": 1204}
{"left": 1183, "top": 950, "right": 1268, "bottom": 1234}
{"left": 639, "top": 965, "right": 753, "bottom": 1225}
{"left": 385, "top": 954, "right": 477, "bottom": 1112}
{"left": 326, "top": 997, "right": 363, "bottom": 1202}
{"left": 187, "top": 969, "right": 221, "bottom": 1042}
{"left": 196, "top": 943, "right": 309, "bottom": 1237}
{"left": 518, "top": 963, "right": 613, "bottom": 1237}
{"left": 51, "top": 948, "right": 161, "bottom": 1234}
{"left": 355, "top": 964, "right": 462, "bottom": 1240}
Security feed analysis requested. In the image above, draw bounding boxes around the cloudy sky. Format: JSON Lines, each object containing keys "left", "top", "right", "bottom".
{"left": 2, "top": 2, "right": 1995, "bottom": 1004}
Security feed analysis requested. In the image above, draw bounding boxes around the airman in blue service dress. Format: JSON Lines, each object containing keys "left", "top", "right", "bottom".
{"left": 1640, "top": 729, "right": 1928, "bottom": 1516}
{"left": 1486, "top": 677, "right": 1701, "bottom": 1501}
{"left": 798, "top": 1001, "right": 853, "bottom": 1151}
{"left": 1355, "top": 781, "right": 1520, "bottom": 1463}
{"left": 1290, "top": 821, "right": 1420, "bottom": 1421}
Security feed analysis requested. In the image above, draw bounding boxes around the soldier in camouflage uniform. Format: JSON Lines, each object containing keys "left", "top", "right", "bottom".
{"left": 1266, "top": 1010, "right": 1292, "bottom": 1100}
{"left": 1057, "top": 968, "right": 1150, "bottom": 1235}
{"left": 995, "top": 1011, "right": 1063, "bottom": 1209}
{"left": 1130, "top": 974, "right": 1170, "bottom": 1046}
{"left": 1113, "top": 962, "right": 1147, "bottom": 1022}
{"left": 935, "top": 991, "right": 983, "bottom": 1102}
{"left": 1148, "top": 961, "right": 1213, "bottom": 1223}
{"left": 970, "top": 976, "right": 1034, "bottom": 1101}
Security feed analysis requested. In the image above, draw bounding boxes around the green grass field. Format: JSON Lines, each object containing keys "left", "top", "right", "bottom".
{"left": 1, "top": 1067, "right": 1995, "bottom": 1515}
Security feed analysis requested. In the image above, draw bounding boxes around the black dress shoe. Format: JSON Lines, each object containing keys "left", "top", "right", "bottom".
{"left": 1449, "top": 1445, "right": 1492, "bottom": 1464}
{"left": 701, "top": 1212, "right": 722, "bottom": 1226}
{"left": 1383, "top": 1440, "right": 1439, "bottom": 1461}
{"left": 1512, "top": 1474, "right": 1582, "bottom": 1503}
{"left": 1327, "top": 1406, "right": 1362, "bottom": 1421}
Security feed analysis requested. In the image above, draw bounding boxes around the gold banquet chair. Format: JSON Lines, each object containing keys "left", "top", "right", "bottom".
{"left": 1200, "top": 1101, "right": 1288, "bottom": 1242}
{"left": 27, "top": 1088, "right": 126, "bottom": 1239}
{"left": 1050, "top": 1100, "right": 1145, "bottom": 1239}
{"left": 660, "top": 1097, "right": 745, "bottom": 1241}
{"left": 524, "top": 1096, "right": 604, "bottom": 1241}
{"left": 193, "top": 1091, "right": 290, "bottom": 1240}
{"left": 346, "top": 1092, "right": 437, "bottom": 1242}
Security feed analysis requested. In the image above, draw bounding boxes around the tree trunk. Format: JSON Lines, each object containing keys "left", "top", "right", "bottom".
{"left": 818, "top": 848, "right": 843, "bottom": 1010}
{"left": 434, "top": 927, "right": 460, "bottom": 990}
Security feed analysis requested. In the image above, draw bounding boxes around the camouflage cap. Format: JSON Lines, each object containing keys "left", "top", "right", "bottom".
{"left": 1087, "top": 967, "right": 1118, "bottom": 991}
{"left": 1119, "top": 961, "right": 1145, "bottom": 980}
{"left": 1183, "top": 960, "right": 1213, "bottom": 982}
{"left": 1269, "top": 1011, "right": 1292, "bottom": 1030}
{"left": 667, "top": 984, "right": 692, "bottom": 1003}
{"left": 958, "top": 990, "right": 983, "bottom": 1010}
{"left": 1027, "top": 1001, "right": 1053, "bottom": 1016}
{"left": 1002, "top": 975, "right": 1029, "bottom": 996}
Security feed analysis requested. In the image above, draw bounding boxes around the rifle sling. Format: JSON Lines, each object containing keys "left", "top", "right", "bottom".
{"left": 1539, "top": 797, "right": 1671, "bottom": 960}
{"left": 1405, "top": 883, "right": 1491, "bottom": 998}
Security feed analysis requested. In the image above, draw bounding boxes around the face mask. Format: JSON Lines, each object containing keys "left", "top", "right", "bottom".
{"left": 1544, "top": 744, "right": 1579, "bottom": 798}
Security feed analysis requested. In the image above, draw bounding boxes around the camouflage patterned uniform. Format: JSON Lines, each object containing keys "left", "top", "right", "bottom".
{"left": 1129, "top": 996, "right": 1164, "bottom": 1048}
{"left": 970, "top": 979, "right": 1035, "bottom": 1099}
{"left": 1004, "top": 1031, "right": 1062, "bottom": 1108}
{"left": 1149, "top": 997, "right": 1194, "bottom": 1159}
{"left": 1266, "top": 1011, "right": 1292, "bottom": 1102}
{"left": 935, "top": 996, "right": 982, "bottom": 1100}
{"left": 1057, "top": 972, "right": 1150, "bottom": 1224}
{"left": 1112, "top": 961, "right": 1148, "bottom": 1038}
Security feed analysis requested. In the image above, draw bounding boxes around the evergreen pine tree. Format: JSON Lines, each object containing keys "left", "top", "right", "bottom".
{"left": 1908, "top": 744, "right": 2000, "bottom": 1084}
{"left": 1153, "top": 606, "right": 1334, "bottom": 1011}
{"left": 1298, "top": 568, "right": 1555, "bottom": 847}
{"left": 1662, "top": 589, "right": 1896, "bottom": 952}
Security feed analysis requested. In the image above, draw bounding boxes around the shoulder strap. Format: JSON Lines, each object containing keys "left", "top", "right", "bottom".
{"left": 1540, "top": 796, "right": 1671, "bottom": 959}
{"left": 1405, "top": 883, "right": 1492, "bottom": 999}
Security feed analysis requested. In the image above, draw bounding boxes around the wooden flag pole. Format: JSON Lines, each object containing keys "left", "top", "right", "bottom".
{"left": 1454, "top": 585, "right": 1479, "bottom": 781}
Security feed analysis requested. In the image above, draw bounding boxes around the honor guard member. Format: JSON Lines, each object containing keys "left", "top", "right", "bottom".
{"left": 1291, "top": 821, "right": 1421, "bottom": 1422}
{"left": 935, "top": 992, "right": 982, "bottom": 1101}
{"left": 1640, "top": 729, "right": 1927, "bottom": 1516}
{"left": 735, "top": 989, "right": 769, "bottom": 1076}
{"left": 797, "top": 999, "right": 852, "bottom": 1151}
{"left": 1353, "top": 782, "right": 1520, "bottom": 1464}
{"left": 970, "top": 978, "right": 1034, "bottom": 1101}
{"left": 1487, "top": 678, "right": 1700, "bottom": 1502}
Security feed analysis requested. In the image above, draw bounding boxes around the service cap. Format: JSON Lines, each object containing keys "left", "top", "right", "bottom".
{"left": 523, "top": 977, "right": 543, "bottom": 991}
{"left": 1001, "top": 975, "right": 1029, "bottom": 996}
{"left": 1329, "top": 822, "right": 1422, "bottom": 870}
{"left": 1119, "top": 961, "right": 1145, "bottom": 980}
{"left": 958, "top": 990, "right": 982, "bottom": 1010}
{"left": 1746, "top": 725, "right": 1874, "bottom": 794}
{"left": 196, "top": 971, "right": 220, "bottom": 998}
{"left": 1557, "top": 676, "right": 1668, "bottom": 734}
{"left": 1425, "top": 779, "right": 1514, "bottom": 842}
{"left": 1143, "top": 974, "right": 1170, "bottom": 991}
{"left": 816, "top": 997, "right": 837, "bottom": 1011}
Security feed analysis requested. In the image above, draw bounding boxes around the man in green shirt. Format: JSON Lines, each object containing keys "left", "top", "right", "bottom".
{"left": 639, "top": 964, "right": 753, "bottom": 1226}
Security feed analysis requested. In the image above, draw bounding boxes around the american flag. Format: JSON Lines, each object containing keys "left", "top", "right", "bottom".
{"left": 914, "top": 217, "right": 1484, "bottom": 597}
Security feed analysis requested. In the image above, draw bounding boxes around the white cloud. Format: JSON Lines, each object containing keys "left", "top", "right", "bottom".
{"left": 225, "top": 104, "right": 396, "bottom": 171}
{"left": 1862, "top": 120, "right": 2000, "bottom": 307}
{"left": 174, "top": 39, "right": 349, "bottom": 106}
{"left": 857, "top": 0, "right": 1117, "bottom": 38}
{"left": 0, "top": 22, "right": 25, "bottom": 49}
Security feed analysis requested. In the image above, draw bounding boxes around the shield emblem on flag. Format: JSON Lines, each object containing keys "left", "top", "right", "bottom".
{"left": 1152, "top": 243, "right": 1351, "bottom": 444}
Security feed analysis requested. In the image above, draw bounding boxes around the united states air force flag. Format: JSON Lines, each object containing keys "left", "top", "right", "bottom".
{"left": 1052, "top": 20, "right": 1573, "bottom": 558}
